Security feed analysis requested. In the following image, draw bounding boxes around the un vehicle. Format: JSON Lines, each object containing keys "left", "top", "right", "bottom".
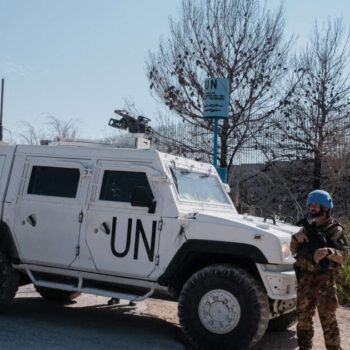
{"left": 0, "top": 136, "right": 298, "bottom": 349}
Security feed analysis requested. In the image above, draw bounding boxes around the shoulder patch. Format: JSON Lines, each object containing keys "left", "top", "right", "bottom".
{"left": 328, "top": 224, "right": 343, "bottom": 238}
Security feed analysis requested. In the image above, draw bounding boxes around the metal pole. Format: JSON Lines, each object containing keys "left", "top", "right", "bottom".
{"left": 0, "top": 79, "right": 4, "bottom": 141}
{"left": 213, "top": 117, "right": 218, "bottom": 167}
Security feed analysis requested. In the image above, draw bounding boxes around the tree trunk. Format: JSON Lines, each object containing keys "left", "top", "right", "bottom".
{"left": 312, "top": 152, "right": 322, "bottom": 189}
{"left": 220, "top": 119, "right": 228, "bottom": 168}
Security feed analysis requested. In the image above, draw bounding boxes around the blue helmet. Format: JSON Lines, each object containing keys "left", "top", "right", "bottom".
{"left": 306, "top": 190, "right": 333, "bottom": 209}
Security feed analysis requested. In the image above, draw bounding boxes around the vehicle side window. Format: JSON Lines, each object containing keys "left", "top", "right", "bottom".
{"left": 99, "top": 170, "right": 153, "bottom": 203}
{"left": 27, "top": 166, "right": 80, "bottom": 198}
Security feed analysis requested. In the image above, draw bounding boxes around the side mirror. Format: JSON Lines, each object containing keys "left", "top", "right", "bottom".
{"left": 131, "top": 186, "right": 156, "bottom": 214}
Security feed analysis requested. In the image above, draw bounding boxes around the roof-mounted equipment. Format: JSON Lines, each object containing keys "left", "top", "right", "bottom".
{"left": 109, "top": 110, "right": 152, "bottom": 134}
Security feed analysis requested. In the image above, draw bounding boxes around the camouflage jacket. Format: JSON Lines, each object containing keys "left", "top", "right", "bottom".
{"left": 290, "top": 217, "right": 349, "bottom": 272}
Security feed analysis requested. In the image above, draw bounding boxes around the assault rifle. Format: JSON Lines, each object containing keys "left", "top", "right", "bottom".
{"left": 296, "top": 218, "right": 329, "bottom": 270}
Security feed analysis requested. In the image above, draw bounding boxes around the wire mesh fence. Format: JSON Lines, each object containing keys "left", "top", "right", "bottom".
{"left": 152, "top": 119, "right": 279, "bottom": 165}
{"left": 152, "top": 111, "right": 350, "bottom": 166}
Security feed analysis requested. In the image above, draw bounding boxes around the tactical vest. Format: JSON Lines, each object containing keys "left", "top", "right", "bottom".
{"left": 295, "top": 219, "right": 342, "bottom": 272}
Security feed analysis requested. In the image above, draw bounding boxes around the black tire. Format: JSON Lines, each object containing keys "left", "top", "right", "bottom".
{"left": 0, "top": 250, "right": 20, "bottom": 311}
{"left": 178, "top": 264, "right": 270, "bottom": 350}
{"left": 268, "top": 310, "right": 297, "bottom": 331}
{"left": 35, "top": 286, "right": 81, "bottom": 302}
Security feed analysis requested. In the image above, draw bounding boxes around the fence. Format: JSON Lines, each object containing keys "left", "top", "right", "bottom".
{"left": 152, "top": 111, "right": 350, "bottom": 166}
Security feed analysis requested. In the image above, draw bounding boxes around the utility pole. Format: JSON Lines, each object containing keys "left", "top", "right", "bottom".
{"left": 0, "top": 79, "right": 4, "bottom": 141}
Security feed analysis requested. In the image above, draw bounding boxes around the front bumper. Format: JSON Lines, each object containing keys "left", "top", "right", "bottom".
{"left": 256, "top": 263, "right": 297, "bottom": 300}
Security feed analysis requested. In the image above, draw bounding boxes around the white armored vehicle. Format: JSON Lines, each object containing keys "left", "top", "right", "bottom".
{"left": 0, "top": 133, "right": 298, "bottom": 349}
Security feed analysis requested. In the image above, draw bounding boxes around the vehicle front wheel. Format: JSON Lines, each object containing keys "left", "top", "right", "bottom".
{"left": 35, "top": 286, "right": 81, "bottom": 302}
{"left": 0, "top": 250, "right": 20, "bottom": 311}
{"left": 178, "top": 264, "right": 269, "bottom": 350}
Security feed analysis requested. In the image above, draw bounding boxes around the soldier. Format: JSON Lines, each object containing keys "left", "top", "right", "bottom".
{"left": 290, "top": 190, "right": 348, "bottom": 350}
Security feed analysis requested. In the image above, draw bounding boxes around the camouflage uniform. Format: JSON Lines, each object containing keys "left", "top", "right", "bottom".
{"left": 290, "top": 218, "right": 348, "bottom": 350}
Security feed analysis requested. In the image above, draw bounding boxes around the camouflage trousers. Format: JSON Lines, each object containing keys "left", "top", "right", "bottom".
{"left": 296, "top": 270, "right": 341, "bottom": 350}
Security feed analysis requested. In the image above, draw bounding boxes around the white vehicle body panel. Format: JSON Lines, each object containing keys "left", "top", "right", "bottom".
{"left": 0, "top": 142, "right": 297, "bottom": 302}
{"left": 183, "top": 212, "right": 297, "bottom": 264}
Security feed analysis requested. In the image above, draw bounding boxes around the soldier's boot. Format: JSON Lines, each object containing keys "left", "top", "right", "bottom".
{"left": 297, "top": 328, "right": 313, "bottom": 350}
{"left": 319, "top": 307, "right": 341, "bottom": 350}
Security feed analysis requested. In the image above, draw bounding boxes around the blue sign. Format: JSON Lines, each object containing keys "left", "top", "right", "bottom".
{"left": 203, "top": 78, "right": 229, "bottom": 119}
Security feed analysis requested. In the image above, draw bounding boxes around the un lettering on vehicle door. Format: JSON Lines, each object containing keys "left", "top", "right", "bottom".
{"left": 85, "top": 212, "right": 160, "bottom": 278}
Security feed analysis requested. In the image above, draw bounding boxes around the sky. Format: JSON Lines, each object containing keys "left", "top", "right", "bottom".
{"left": 1, "top": 0, "right": 350, "bottom": 141}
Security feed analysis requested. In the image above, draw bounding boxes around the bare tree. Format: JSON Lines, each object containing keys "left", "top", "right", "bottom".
{"left": 146, "top": 0, "right": 292, "bottom": 171}
{"left": 2, "top": 127, "right": 16, "bottom": 145}
{"left": 18, "top": 121, "right": 46, "bottom": 145}
{"left": 18, "top": 116, "right": 79, "bottom": 144}
{"left": 46, "top": 116, "right": 78, "bottom": 140}
{"left": 323, "top": 129, "right": 350, "bottom": 196}
{"left": 273, "top": 19, "right": 350, "bottom": 189}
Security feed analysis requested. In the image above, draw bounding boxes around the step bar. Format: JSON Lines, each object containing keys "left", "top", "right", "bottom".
{"left": 14, "top": 263, "right": 157, "bottom": 302}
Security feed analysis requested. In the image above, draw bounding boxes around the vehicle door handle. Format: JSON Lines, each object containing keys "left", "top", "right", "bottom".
{"left": 98, "top": 222, "right": 111, "bottom": 235}
{"left": 26, "top": 214, "right": 37, "bottom": 227}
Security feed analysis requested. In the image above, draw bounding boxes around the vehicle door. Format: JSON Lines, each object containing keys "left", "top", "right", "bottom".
{"left": 13, "top": 158, "right": 91, "bottom": 268}
{"left": 84, "top": 161, "right": 160, "bottom": 279}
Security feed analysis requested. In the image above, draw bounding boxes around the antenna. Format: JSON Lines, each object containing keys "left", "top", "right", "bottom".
{"left": 0, "top": 79, "right": 4, "bottom": 141}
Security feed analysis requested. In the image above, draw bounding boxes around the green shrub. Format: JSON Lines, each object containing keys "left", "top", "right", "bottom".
{"left": 337, "top": 218, "right": 350, "bottom": 306}
{"left": 337, "top": 262, "right": 350, "bottom": 305}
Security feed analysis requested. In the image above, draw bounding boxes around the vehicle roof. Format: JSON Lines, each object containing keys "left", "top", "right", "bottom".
{"left": 14, "top": 143, "right": 159, "bottom": 162}
{"left": 8, "top": 143, "right": 215, "bottom": 172}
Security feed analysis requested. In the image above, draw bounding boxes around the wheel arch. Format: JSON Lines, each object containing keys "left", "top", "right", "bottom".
{"left": 0, "top": 221, "right": 20, "bottom": 262}
{"left": 158, "top": 239, "right": 268, "bottom": 298}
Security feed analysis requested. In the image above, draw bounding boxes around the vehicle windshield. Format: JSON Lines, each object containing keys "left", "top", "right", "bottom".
{"left": 170, "top": 168, "right": 230, "bottom": 204}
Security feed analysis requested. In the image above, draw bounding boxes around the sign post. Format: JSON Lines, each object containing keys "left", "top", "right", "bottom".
{"left": 203, "top": 78, "right": 229, "bottom": 182}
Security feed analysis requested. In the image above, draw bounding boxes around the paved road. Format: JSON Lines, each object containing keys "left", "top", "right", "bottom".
{"left": 0, "top": 286, "right": 184, "bottom": 350}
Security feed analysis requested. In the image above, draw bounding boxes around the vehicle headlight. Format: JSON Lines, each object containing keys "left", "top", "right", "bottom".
{"left": 282, "top": 241, "right": 291, "bottom": 258}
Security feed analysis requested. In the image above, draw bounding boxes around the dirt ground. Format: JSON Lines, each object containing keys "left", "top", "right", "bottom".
{"left": 1, "top": 286, "right": 349, "bottom": 350}
{"left": 143, "top": 298, "right": 350, "bottom": 350}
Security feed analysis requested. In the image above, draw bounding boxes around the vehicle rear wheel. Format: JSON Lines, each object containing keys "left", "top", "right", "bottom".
{"left": 178, "top": 264, "right": 269, "bottom": 350}
{"left": 0, "top": 250, "right": 19, "bottom": 311}
{"left": 268, "top": 310, "right": 297, "bottom": 331}
{"left": 35, "top": 286, "right": 81, "bottom": 302}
